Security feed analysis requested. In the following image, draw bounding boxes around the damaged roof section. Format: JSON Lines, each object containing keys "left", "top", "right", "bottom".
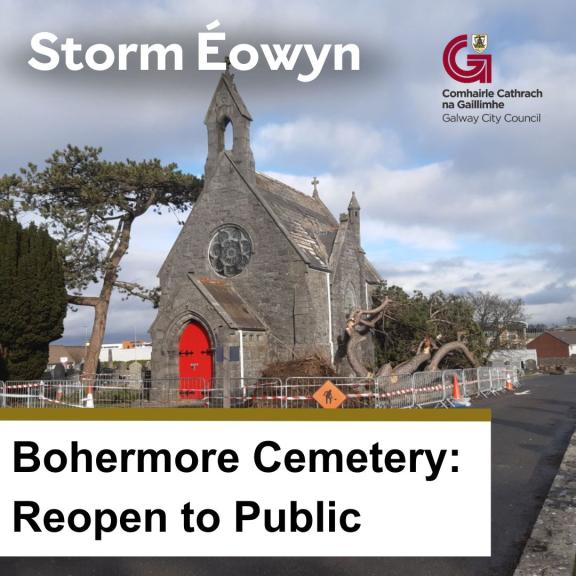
{"left": 255, "top": 173, "right": 339, "bottom": 269}
{"left": 255, "top": 173, "right": 381, "bottom": 283}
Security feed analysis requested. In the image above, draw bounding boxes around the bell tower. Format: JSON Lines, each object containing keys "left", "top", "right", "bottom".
{"left": 204, "top": 67, "right": 255, "bottom": 183}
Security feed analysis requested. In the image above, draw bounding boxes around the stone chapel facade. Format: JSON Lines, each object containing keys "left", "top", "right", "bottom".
{"left": 150, "top": 71, "right": 381, "bottom": 394}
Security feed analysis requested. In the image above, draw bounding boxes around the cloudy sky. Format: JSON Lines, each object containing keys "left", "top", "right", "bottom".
{"left": 1, "top": 0, "right": 574, "bottom": 343}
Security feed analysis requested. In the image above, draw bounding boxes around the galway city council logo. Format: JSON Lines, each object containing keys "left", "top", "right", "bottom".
{"left": 443, "top": 34, "right": 491, "bottom": 83}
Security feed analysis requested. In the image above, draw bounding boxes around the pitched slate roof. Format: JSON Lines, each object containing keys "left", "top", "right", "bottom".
{"left": 546, "top": 331, "right": 576, "bottom": 345}
{"left": 196, "top": 277, "right": 266, "bottom": 331}
{"left": 255, "top": 173, "right": 381, "bottom": 283}
{"left": 255, "top": 173, "right": 339, "bottom": 269}
{"left": 48, "top": 345, "right": 87, "bottom": 365}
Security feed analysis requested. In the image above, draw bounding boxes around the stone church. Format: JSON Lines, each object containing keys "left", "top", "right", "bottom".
{"left": 150, "top": 70, "right": 381, "bottom": 396}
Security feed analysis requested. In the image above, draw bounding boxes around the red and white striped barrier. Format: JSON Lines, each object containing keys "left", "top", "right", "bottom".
{"left": 4, "top": 382, "right": 45, "bottom": 391}
{"left": 0, "top": 368, "right": 522, "bottom": 410}
{"left": 39, "top": 395, "right": 85, "bottom": 408}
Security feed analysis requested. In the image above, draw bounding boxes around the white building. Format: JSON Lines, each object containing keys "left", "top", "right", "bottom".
{"left": 99, "top": 343, "right": 152, "bottom": 364}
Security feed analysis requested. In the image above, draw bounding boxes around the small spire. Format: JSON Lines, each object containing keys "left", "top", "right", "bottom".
{"left": 348, "top": 191, "right": 360, "bottom": 210}
{"left": 311, "top": 176, "right": 320, "bottom": 198}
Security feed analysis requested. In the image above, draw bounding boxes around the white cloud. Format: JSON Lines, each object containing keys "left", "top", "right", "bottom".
{"left": 377, "top": 256, "right": 566, "bottom": 324}
{"left": 254, "top": 118, "right": 404, "bottom": 169}
{"left": 3, "top": 0, "right": 576, "bottom": 338}
{"left": 63, "top": 293, "right": 157, "bottom": 344}
{"left": 265, "top": 164, "right": 533, "bottom": 245}
{"left": 362, "top": 221, "right": 457, "bottom": 252}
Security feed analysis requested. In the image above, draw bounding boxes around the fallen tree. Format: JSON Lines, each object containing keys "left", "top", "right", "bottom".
{"left": 345, "top": 297, "right": 480, "bottom": 378}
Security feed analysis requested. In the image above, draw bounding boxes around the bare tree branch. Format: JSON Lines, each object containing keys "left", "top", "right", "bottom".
{"left": 114, "top": 280, "right": 161, "bottom": 307}
{"left": 67, "top": 294, "right": 99, "bottom": 307}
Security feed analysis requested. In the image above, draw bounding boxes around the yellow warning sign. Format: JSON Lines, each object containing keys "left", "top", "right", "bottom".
{"left": 313, "top": 380, "right": 347, "bottom": 409}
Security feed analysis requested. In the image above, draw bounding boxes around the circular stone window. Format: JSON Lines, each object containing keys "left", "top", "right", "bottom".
{"left": 208, "top": 225, "right": 252, "bottom": 277}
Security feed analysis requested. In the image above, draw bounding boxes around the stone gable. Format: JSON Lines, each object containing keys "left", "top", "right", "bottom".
{"left": 151, "top": 71, "right": 381, "bottom": 391}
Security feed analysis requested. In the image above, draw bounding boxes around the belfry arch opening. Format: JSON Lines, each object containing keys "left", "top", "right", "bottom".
{"left": 222, "top": 116, "right": 233, "bottom": 151}
{"left": 202, "top": 73, "right": 255, "bottom": 181}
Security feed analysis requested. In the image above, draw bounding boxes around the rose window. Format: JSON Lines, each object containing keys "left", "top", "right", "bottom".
{"left": 208, "top": 225, "right": 252, "bottom": 277}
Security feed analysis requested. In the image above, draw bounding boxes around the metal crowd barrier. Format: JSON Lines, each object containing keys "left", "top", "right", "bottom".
{"left": 280, "top": 377, "right": 378, "bottom": 409}
{"left": 0, "top": 367, "right": 522, "bottom": 409}
{"left": 375, "top": 374, "right": 415, "bottom": 408}
{"left": 476, "top": 367, "right": 492, "bottom": 397}
{"left": 461, "top": 368, "right": 480, "bottom": 397}
{"left": 411, "top": 371, "right": 445, "bottom": 408}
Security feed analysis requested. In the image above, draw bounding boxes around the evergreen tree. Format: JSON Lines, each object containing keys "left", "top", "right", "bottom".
{"left": 19, "top": 145, "right": 203, "bottom": 378}
{"left": 0, "top": 218, "right": 67, "bottom": 380}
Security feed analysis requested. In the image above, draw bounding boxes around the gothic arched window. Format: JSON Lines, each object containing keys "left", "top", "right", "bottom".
{"left": 223, "top": 117, "right": 233, "bottom": 150}
{"left": 209, "top": 225, "right": 252, "bottom": 277}
{"left": 344, "top": 283, "right": 358, "bottom": 319}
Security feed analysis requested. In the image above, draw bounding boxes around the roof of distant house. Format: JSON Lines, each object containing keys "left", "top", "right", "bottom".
{"left": 48, "top": 345, "right": 87, "bottom": 364}
{"left": 544, "top": 330, "right": 576, "bottom": 345}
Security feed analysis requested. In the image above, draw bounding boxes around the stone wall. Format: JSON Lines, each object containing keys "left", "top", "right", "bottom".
{"left": 538, "top": 356, "right": 576, "bottom": 368}
{"left": 330, "top": 214, "right": 374, "bottom": 374}
{"left": 151, "top": 155, "right": 334, "bottom": 381}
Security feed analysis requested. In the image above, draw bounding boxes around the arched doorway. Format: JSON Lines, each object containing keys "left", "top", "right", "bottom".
{"left": 179, "top": 322, "right": 213, "bottom": 399}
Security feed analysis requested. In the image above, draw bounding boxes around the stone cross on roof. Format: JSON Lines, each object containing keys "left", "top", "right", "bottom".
{"left": 311, "top": 176, "right": 320, "bottom": 198}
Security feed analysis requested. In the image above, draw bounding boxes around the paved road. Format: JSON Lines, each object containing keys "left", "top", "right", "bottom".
{"left": 2, "top": 375, "right": 575, "bottom": 576}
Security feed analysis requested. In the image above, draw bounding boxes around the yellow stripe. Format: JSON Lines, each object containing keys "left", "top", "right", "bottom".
{"left": 0, "top": 408, "right": 491, "bottom": 422}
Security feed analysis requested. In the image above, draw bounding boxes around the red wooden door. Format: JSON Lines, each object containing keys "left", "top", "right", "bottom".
{"left": 179, "top": 322, "right": 213, "bottom": 399}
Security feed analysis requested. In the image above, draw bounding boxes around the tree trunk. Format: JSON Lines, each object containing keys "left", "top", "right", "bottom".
{"left": 391, "top": 351, "right": 433, "bottom": 376}
{"left": 376, "top": 363, "right": 393, "bottom": 377}
{"left": 82, "top": 218, "right": 134, "bottom": 384}
{"left": 346, "top": 332, "right": 369, "bottom": 377}
{"left": 83, "top": 301, "right": 109, "bottom": 384}
{"left": 425, "top": 341, "right": 479, "bottom": 372}
{"left": 345, "top": 298, "right": 391, "bottom": 377}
